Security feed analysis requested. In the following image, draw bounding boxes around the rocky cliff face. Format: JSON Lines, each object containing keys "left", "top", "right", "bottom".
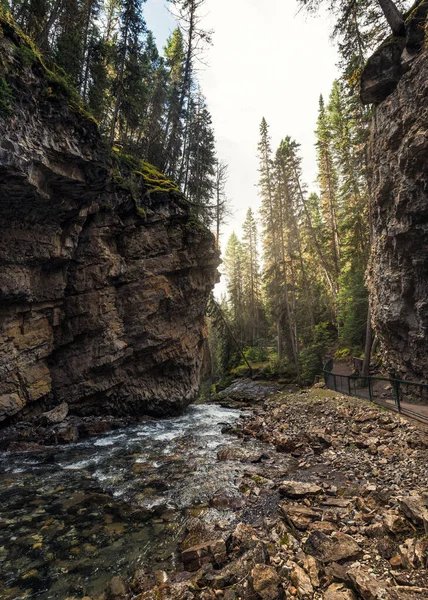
{"left": 362, "top": 1, "right": 428, "bottom": 381}
{"left": 0, "top": 16, "right": 219, "bottom": 428}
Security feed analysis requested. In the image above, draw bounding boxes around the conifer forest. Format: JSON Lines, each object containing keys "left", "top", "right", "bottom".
{"left": 0, "top": 0, "right": 419, "bottom": 387}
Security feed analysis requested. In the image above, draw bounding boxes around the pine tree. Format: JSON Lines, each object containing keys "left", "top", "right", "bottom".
{"left": 167, "top": 0, "right": 212, "bottom": 184}
{"left": 185, "top": 92, "right": 217, "bottom": 225}
{"left": 109, "top": 0, "right": 146, "bottom": 145}
{"left": 242, "top": 208, "right": 261, "bottom": 344}
{"left": 224, "top": 233, "right": 245, "bottom": 341}
{"left": 87, "top": 36, "right": 110, "bottom": 123}
{"left": 316, "top": 95, "right": 341, "bottom": 286}
{"left": 143, "top": 50, "right": 169, "bottom": 166}
{"left": 54, "top": 0, "right": 86, "bottom": 84}
{"left": 214, "top": 160, "right": 231, "bottom": 249}
{"left": 162, "top": 28, "right": 185, "bottom": 176}
{"left": 258, "top": 117, "right": 283, "bottom": 358}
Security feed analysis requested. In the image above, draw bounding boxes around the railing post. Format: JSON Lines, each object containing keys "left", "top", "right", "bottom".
{"left": 348, "top": 377, "right": 351, "bottom": 396}
{"left": 393, "top": 379, "right": 401, "bottom": 413}
{"left": 333, "top": 374, "right": 337, "bottom": 391}
{"left": 368, "top": 377, "right": 373, "bottom": 402}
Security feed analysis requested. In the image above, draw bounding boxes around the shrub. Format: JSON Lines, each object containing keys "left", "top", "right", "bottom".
{"left": 230, "top": 364, "right": 251, "bottom": 378}
{"left": 212, "top": 374, "right": 234, "bottom": 393}
{"left": 244, "top": 344, "right": 269, "bottom": 363}
{"left": 334, "top": 347, "right": 352, "bottom": 360}
{"left": 260, "top": 357, "right": 296, "bottom": 380}
{"left": 299, "top": 321, "right": 337, "bottom": 384}
{"left": 299, "top": 346, "right": 324, "bottom": 385}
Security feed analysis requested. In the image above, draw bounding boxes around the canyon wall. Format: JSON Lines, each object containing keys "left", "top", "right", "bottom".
{"left": 0, "top": 17, "right": 219, "bottom": 426}
{"left": 362, "top": 1, "right": 428, "bottom": 380}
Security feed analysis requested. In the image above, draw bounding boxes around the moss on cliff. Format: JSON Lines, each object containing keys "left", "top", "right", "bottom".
{"left": 0, "top": 10, "right": 194, "bottom": 227}
{"left": 0, "top": 8, "right": 95, "bottom": 123}
{"left": 111, "top": 147, "right": 179, "bottom": 195}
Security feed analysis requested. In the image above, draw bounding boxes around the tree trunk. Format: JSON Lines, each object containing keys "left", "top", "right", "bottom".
{"left": 377, "top": 0, "right": 405, "bottom": 36}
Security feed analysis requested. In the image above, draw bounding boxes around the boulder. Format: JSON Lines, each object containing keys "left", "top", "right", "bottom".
{"left": 181, "top": 539, "right": 227, "bottom": 572}
{"left": 107, "top": 576, "right": 128, "bottom": 598}
{"left": 278, "top": 503, "right": 321, "bottom": 530}
{"left": 304, "top": 531, "right": 361, "bottom": 564}
{"left": 303, "top": 554, "right": 320, "bottom": 588}
{"left": 53, "top": 421, "right": 79, "bottom": 444}
{"left": 346, "top": 568, "right": 390, "bottom": 600}
{"left": 231, "top": 523, "right": 260, "bottom": 553}
{"left": 383, "top": 512, "right": 411, "bottom": 536}
{"left": 40, "top": 402, "right": 69, "bottom": 425}
{"left": 209, "top": 491, "right": 245, "bottom": 510}
{"left": 289, "top": 562, "right": 313, "bottom": 598}
{"left": 360, "top": 36, "right": 406, "bottom": 104}
{"left": 324, "top": 583, "right": 357, "bottom": 600}
{"left": 213, "top": 379, "right": 280, "bottom": 405}
{"left": 399, "top": 538, "right": 428, "bottom": 570}
{"left": 309, "top": 521, "right": 338, "bottom": 534}
{"left": 279, "top": 481, "right": 322, "bottom": 498}
{"left": 251, "top": 564, "right": 282, "bottom": 600}
{"left": 398, "top": 496, "right": 428, "bottom": 533}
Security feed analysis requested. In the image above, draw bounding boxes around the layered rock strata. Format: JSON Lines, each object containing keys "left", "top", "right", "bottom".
{"left": 0, "top": 16, "right": 219, "bottom": 425}
{"left": 361, "top": 1, "right": 428, "bottom": 380}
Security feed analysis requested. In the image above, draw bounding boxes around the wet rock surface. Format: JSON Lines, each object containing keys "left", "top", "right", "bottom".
{"left": 114, "top": 387, "right": 427, "bottom": 600}
{"left": 5, "top": 387, "right": 424, "bottom": 599}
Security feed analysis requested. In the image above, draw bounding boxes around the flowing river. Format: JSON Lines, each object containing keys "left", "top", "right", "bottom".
{"left": 0, "top": 404, "right": 269, "bottom": 600}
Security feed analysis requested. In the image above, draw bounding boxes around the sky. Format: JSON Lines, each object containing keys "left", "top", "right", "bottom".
{"left": 145, "top": 0, "right": 339, "bottom": 292}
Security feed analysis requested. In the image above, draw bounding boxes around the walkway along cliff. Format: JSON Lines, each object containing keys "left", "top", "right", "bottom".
{"left": 0, "top": 13, "right": 220, "bottom": 432}
{"left": 361, "top": 0, "right": 428, "bottom": 382}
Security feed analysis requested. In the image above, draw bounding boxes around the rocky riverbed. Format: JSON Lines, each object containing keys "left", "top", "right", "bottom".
{"left": 0, "top": 382, "right": 427, "bottom": 600}
{"left": 127, "top": 383, "right": 428, "bottom": 600}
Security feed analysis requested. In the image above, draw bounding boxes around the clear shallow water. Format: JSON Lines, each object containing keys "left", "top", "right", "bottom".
{"left": 0, "top": 404, "right": 256, "bottom": 600}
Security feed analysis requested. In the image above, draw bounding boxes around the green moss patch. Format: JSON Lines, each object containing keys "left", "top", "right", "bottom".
{"left": 110, "top": 147, "right": 184, "bottom": 218}
{"left": 111, "top": 147, "right": 179, "bottom": 195}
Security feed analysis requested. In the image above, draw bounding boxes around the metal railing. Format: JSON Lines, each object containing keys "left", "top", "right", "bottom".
{"left": 323, "top": 358, "right": 428, "bottom": 423}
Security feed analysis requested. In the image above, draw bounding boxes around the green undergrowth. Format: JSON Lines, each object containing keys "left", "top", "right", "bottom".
{"left": 0, "top": 8, "right": 95, "bottom": 123}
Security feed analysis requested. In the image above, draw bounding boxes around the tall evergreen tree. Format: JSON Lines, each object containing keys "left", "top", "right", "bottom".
{"left": 258, "top": 117, "right": 283, "bottom": 358}
{"left": 162, "top": 28, "right": 185, "bottom": 175}
{"left": 242, "top": 208, "right": 261, "bottom": 344}
{"left": 224, "top": 233, "right": 245, "bottom": 340}
{"left": 109, "top": 0, "right": 146, "bottom": 145}
{"left": 316, "top": 95, "right": 341, "bottom": 287}
{"left": 214, "top": 160, "right": 231, "bottom": 249}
